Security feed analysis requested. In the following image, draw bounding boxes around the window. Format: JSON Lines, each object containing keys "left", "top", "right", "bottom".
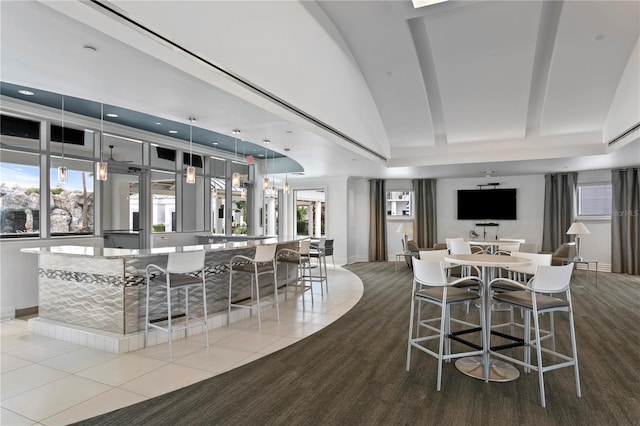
{"left": 578, "top": 183, "right": 612, "bottom": 217}
{"left": 49, "top": 157, "right": 94, "bottom": 235}
{"left": 294, "top": 189, "right": 326, "bottom": 237}
{"left": 151, "top": 170, "right": 175, "bottom": 232}
{"left": 0, "top": 149, "right": 41, "bottom": 237}
{"left": 387, "top": 191, "right": 413, "bottom": 217}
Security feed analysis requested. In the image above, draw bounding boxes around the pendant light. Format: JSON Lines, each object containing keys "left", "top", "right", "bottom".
{"left": 96, "top": 103, "right": 108, "bottom": 181}
{"left": 186, "top": 117, "right": 196, "bottom": 184}
{"left": 263, "top": 139, "right": 269, "bottom": 190}
{"left": 283, "top": 148, "right": 290, "bottom": 194}
{"left": 232, "top": 129, "right": 240, "bottom": 187}
{"left": 57, "top": 96, "right": 68, "bottom": 185}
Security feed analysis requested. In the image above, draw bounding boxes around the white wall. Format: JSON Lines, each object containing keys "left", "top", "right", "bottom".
{"left": 347, "top": 177, "right": 370, "bottom": 264}
{"left": 436, "top": 175, "right": 545, "bottom": 246}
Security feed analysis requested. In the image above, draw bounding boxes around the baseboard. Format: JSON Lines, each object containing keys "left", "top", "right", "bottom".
{"left": 15, "top": 306, "right": 38, "bottom": 318}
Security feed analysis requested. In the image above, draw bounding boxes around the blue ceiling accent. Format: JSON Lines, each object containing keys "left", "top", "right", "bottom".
{"left": 1, "top": 81, "right": 283, "bottom": 159}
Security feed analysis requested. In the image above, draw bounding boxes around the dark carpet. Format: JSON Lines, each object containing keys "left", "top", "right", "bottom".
{"left": 76, "top": 262, "right": 640, "bottom": 426}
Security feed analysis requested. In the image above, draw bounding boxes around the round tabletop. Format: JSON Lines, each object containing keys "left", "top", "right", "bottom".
{"left": 445, "top": 253, "right": 531, "bottom": 268}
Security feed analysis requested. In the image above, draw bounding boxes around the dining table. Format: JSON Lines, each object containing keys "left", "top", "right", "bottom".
{"left": 444, "top": 253, "right": 532, "bottom": 382}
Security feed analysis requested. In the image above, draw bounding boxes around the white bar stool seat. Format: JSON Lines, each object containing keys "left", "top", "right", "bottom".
{"left": 144, "top": 250, "right": 209, "bottom": 360}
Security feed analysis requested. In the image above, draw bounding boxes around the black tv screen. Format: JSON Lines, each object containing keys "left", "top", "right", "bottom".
{"left": 457, "top": 189, "right": 517, "bottom": 220}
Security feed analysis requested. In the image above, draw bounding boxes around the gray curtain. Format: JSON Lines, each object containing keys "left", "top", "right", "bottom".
{"left": 369, "top": 179, "right": 387, "bottom": 261}
{"left": 542, "top": 172, "right": 577, "bottom": 252}
{"left": 413, "top": 179, "right": 437, "bottom": 248}
{"left": 611, "top": 167, "right": 639, "bottom": 275}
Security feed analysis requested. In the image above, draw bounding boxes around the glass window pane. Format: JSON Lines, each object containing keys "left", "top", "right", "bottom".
{"left": 295, "top": 189, "right": 326, "bottom": 237}
{"left": 183, "top": 175, "right": 205, "bottom": 231}
{"left": 150, "top": 145, "right": 176, "bottom": 170}
{"left": 211, "top": 157, "right": 226, "bottom": 178}
{"left": 151, "top": 170, "right": 175, "bottom": 232}
{"left": 49, "top": 157, "right": 94, "bottom": 235}
{"left": 233, "top": 189, "right": 248, "bottom": 235}
{"left": 0, "top": 150, "right": 41, "bottom": 237}
{"left": 51, "top": 124, "right": 95, "bottom": 159}
{"left": 1, "top": 114, "right": 41, "bottom": 150}
{"left": 103, "top": 134, "right": 143, "bottom": 165}
{"left": 387, "top": 191, "right": 413, "bottom": 217}
{"left": 578, "top": 184, "right": 612, "bottom": 216}
{"left": 211, "top": 177, "right": 225, "bottom": 235}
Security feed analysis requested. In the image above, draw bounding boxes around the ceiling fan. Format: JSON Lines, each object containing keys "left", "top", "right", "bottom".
{"left": 106, "top": 145, "right": 133, "bottom": 163}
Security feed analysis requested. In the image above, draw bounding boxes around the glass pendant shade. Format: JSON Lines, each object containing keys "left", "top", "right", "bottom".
{"left": 263, "top": 176, "right": 269, "bottom": 190}
{"left": 284, "top": 181, "right": 289, "bottom": 194}
{"left": 186, "top": 166, "right": 196, "bottom": 184}
{"left": 96, "top": 161, "right": 108, "bottom": 181}
{"left": 232, "top": 172, "right": 240, "bottom": 188}
{"left": 57, "top": 166, "right": 68, "bottom": 185}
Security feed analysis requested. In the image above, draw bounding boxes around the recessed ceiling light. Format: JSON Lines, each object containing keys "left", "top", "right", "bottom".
{"left": 106, "top": 113, "right": 118, "bottom": 118}
{"left": 258, "top": 154, "right": 265, "bottom": 157}
{"left": 18, "top": 89, "right": 34, "bottom": 96}
{"left": 212, "top": 142, "right": 218, "bottom": 145}
{"left": 155, "top": 122, "right": 162, "bottom": 125}
{"left": 168, "top": 130, "right": 178, "bottom": 134}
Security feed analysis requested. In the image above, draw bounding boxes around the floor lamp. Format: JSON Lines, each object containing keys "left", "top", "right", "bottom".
{"left": 566, "top": 222, "right": 590, "bottom": 261}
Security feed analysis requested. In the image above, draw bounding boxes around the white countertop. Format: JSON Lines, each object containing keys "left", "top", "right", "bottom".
{"left": 21, "top": 236, "right": 301, "bottom": 259}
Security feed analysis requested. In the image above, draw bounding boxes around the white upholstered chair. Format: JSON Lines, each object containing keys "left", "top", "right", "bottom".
{"left": 406, "top": 258, "right": 483, "bottom": 391}
{"left": 488, "top": 264, "right": 581, "bottom": 407}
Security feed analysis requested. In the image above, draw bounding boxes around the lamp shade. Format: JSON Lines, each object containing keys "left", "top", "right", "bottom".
{"left": 566, "top": 222, "right": 590, "bottom": 235}
{"left": 396, "top": 222, "right": 412, "bottom": 234}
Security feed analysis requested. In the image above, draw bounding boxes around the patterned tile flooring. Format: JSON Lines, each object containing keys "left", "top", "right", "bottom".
{"left": 1, "top": 266, "right": 363, "bottom": 425}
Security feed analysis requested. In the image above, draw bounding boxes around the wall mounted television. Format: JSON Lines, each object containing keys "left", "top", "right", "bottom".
{"left": 457, "top": 188, "right": 517, "bottom": 220}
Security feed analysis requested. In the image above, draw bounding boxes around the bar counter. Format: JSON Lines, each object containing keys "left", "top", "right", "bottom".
{"left": 22, "top": 237, "right": 300, "bottom": 338}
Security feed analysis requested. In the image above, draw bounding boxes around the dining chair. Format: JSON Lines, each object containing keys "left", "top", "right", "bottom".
{"left": 228, "top": 244, "right": 279, "bottom": 330}
{"left": 145, "top": 250, "right": 209, "bottom": 360}
{"left": 488, "top": 263, "right": 581, "bottom": 407}
{"left": 406, "top": 258, "right": 484, "bottom": 391}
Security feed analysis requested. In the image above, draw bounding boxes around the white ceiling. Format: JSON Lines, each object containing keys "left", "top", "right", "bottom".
{"left": 1, "top": 0, "right": 639, "bottom": 180}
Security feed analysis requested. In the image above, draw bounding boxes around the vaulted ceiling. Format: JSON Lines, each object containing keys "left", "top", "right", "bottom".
{"left": 1, "top": 0, "right": 639, "bottom": 179}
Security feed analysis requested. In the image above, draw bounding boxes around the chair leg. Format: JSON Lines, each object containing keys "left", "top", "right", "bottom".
{"left": 202, "top": 279, "right": 209, "bottom": 349}
{"left": 254, "top": 272, "right": 261, "bottom": 331}
{"left": 533, "top": 311, "right": 546, "bottom": 407}
{"left": 406, "top": 295, "right": 417, "bottom": 371}
{"left": 524, "top": 311, "right": 531, "bottom": 373}
{"left": 167, "top": 284, "right": 173, "bottom": 360}
{"left": 227, "top": 270, "right": 233, "bottom": 326}
{"left": 273, "top": 268, "right": 280, "bottom": 322}
{"left": 145, "top": 277, "right": 150, "bottom": 348}
{"left": 569, "top": 308, "right": 582, "bottom": 398}
{"left": 436, "top": 300, "right": 447, "bottom": 392}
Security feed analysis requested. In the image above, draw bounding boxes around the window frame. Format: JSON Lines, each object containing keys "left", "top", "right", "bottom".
{"left": 577, "top": 182, "right": 612, "bottom": 220}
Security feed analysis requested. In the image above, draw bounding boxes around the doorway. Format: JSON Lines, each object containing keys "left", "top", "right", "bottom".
{"left": 102, "top": 166, "right": 147, "bottom": 249}
{"left": 294, "top": 189, "right": 325, "bottom": 237}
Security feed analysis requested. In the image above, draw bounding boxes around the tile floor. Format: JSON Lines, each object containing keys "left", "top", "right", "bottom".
{"left": 1, "top": 266, "right": 363, "bottom": 425}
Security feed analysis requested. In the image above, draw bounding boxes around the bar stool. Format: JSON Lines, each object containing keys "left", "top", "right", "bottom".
{"left": 277, "top": 240, "right": 313, "bottom": 308}
{"left": 145, "top": 250, "right": 209, "bottom": 360}
{"left": 309, "top": 237, "right": 328, "bottom": 294}
{"left": 228, "top": 244, "right": 279, "bottom": 330}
